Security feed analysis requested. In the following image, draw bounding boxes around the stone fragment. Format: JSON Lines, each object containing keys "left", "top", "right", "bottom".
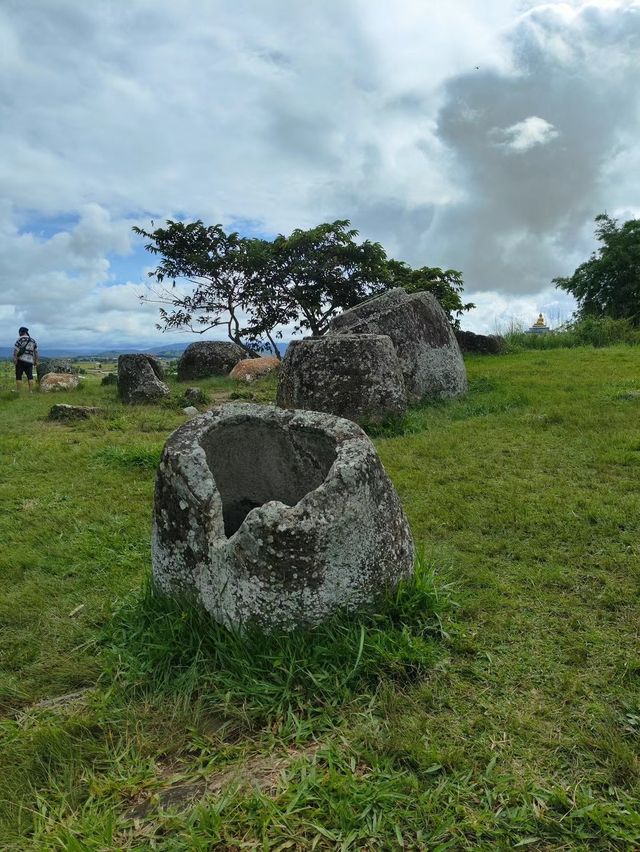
{"left": 455, "top": 329, "right": 505, "bottom": 355}
{"left": 182, "top": 406, "right": 199, "bottom": 416}
{"left": 40, "top": 372, "right": 81, "bottom": 392}
{"left": 177, "top": 341, "right": 246, "bottom": 381}
{"left": 184, "top": 387, "right": 206, "bottom": 404}
{"left": 328, "top": 288, "right": 467, "bottom": 401}
{"left": 229, "top": 356, "right": 280, "bottom": 383}
{"left": 48, "top": 404, "right": 101, "bottom": 420}
{"left": 152, "top": 403, "right": 415, "bottom": 632}
{"left": 37, "top": 359, "right": 79, "bottom": 381}
{"left": 277, "top": 335, "right": 406, "bottom": 423}
{"left": 117, "top": 354, "right": 170, "bottom": 404}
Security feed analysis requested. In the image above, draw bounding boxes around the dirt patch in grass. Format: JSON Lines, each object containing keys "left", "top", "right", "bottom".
{"left": 125, "top": 742, "right": 322, "bottom": 819}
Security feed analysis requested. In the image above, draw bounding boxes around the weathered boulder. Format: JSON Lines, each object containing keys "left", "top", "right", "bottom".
{"left": 182, "top": 406, "right": 200, "bottom": 417}
{"left": 183, "top": 387, "right": 206, "bottom": 404}
{"left": 455, "top": 329, "right": 505, "bottom": 355}
{"left": 40, "top": 372, "right": 81, "bottom": 392}
{"left": 37, "top": 359, "right": 79, "bottom": 381}
{"left": 177, "top": 341, "right": 246, "bottom": 381}
{"left": 277, "top": 335, "right": 406, "bottom": 423}
{"left": 328, "top": 289, "right": 468, "bottom": 401}
{"left": 152, "top": 403, "right": 415, "bottom": 632}
{"left": 101, "top": 373, "right": 118, "bottom": 386}
{"left": 229, "top": 356, "right": 280, "bottom": 383}
{"left": 117, "top": 354, "right": 170, "bottom": 404}
{"left": 48, "top": 404, "right": 101, "bottom": 421}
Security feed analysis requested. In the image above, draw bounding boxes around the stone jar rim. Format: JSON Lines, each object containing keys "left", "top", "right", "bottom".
{"left": 160, "top": 402, "right": 374, "bottom": 541}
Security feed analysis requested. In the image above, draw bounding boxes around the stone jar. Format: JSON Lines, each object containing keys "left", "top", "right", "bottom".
{"left": 276, "top": 334, "right": 406, "bottom": 423}
{"left": 177, "top": 341, "right": 247, "bottom": 380}
{"left": 152, "top": 403, "right": 415, "bottom": 632}
{"left": 328, "top": 288, "right": 468, "bottom": 401}
{"left": 117, "top": 354, "right": 170, "bottom": 404}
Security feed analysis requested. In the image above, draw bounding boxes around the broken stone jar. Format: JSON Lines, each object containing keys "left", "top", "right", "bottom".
{"left": 152, "top": 403, "right": 415, "bottom": 631}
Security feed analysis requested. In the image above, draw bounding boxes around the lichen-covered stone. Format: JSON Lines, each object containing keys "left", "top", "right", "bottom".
{"left": 37, "top": 359, "right": 79, "bottom": 381}
{"left": 117, "top": 354, "right": 170, "bottom": 404}
{"left": 48, "top": 404, "right": 101, "bottom": 421}
{"left": 328, "top": 289, "right": 468, "bottom": 401}
{"left": 152, "top": 403, "right": 415, "bottom": 632}
{"left": 455, "top": 329, "right": 505, "bottom": 355}
{"left": 177, "top": 341, "right": 246, "bottom": 381}
{"left": 276, "top": 335, "right": 406, "bottom": 423}
{"left": 229, "top": 356, "right": 280, "bottom": 383}
{"left": 40, "top": 372, "right": 81, "bottom": 392}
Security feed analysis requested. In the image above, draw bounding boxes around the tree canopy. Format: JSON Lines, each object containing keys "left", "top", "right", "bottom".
{"left": 554, "top": 214, "right": 640, "bottom": 325}
{"left": 134, "top": 218, "right": 474, "bottom": 353}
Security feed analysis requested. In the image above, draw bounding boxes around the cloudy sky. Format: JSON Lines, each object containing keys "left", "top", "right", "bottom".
{"left": 1, "top": 0, "right": 639, "bottom": 350}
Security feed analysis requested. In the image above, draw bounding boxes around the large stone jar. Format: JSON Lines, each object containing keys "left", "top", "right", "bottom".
{"left": 177, "top": 341, "right": 246, "bottom": 380}
{"left": 118, "top": 354, "right": 169, "bottom": 404}
{"left": 328, "top": 288, "right": 468, "bottom": 401}
{"left": 277, "top": 334, "right": 407, "bottom": 423}
{"left": 152, "top": 403, "right": 415, "bottom": 631}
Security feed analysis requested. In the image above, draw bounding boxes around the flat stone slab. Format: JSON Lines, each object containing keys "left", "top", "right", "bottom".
{"left": 328, "top": 288, "right": 468, "bottom": 401}
{"left": 177, "top": 341, "right": 247, "bottom": 380}
{"left": 152, "top": 403, "right": 415, "bottom": 631}
{"left": 48, "top": 404, "right": 101, "bottom": 421}
{"left": 277, "top": 334, "right": 406, "bottom": 423}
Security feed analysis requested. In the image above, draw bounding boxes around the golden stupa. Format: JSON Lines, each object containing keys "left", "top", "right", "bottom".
{"left": 528, "top": 312, "right": 550, "bottom": 334}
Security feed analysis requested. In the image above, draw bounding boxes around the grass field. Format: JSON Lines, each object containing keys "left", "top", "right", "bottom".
{"left": 1, "top": 348, "right": 639, "bottom": 850}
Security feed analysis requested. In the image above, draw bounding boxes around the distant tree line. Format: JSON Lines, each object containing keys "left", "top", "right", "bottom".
{"left": 133, "top": 219, "right": 474, "bottom": 358}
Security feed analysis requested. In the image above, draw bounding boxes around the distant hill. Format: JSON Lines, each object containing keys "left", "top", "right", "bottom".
{"left": 0, "top": 341, "right": 289, "bottom": 360}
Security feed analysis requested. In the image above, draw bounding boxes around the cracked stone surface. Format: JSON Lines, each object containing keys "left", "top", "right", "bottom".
{"left": 152, "top": 403, "right": 415, "bottom": 631}
{"left": 276, "top": 334, "right": 406, "bottom": 423}
{"left": 328, "top": 288, "right": 468, "bottom": 401}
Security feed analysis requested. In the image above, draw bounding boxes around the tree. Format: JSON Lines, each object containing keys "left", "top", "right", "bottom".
{"left": 134, "top": 218, "right": 475, "bottom": 351}
{"left": 261, "top": 220, "right": 389, "bottom": 336}
{"left": 554, "top": 214, "right": 640, "bottom": 325}
{"left": 132, "top": 220, "right": 286, "bottom": 357}
{"left": 384, "top": 259, "right": 475, "bottom": 328}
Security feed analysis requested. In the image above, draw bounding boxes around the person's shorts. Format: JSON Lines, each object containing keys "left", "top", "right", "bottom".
{"left": 15, "top": 360, "right": 34, "bottom": 381}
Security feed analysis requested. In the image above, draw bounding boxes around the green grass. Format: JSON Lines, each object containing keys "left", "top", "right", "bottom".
{"left": 503, "top": 316, "right": 640, "bottom": 351}
{"left": 1, "top": 348, "right": 640, "bottom": 849}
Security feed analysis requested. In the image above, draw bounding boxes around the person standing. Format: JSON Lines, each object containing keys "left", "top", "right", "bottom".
{"left": 13, "top": 326, "right": 38, "bottom": 392}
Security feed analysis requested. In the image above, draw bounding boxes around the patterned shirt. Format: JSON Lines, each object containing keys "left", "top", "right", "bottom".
{"left": 14, "top": 335, "right": 37, "bottom": 364}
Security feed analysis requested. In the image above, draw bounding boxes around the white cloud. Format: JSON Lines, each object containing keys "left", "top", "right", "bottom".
{"left": 493, "top": 115, "right": 560, "bottom": 151}
{"left": 0, "top": 0, "right": 638, "bottom": 347}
